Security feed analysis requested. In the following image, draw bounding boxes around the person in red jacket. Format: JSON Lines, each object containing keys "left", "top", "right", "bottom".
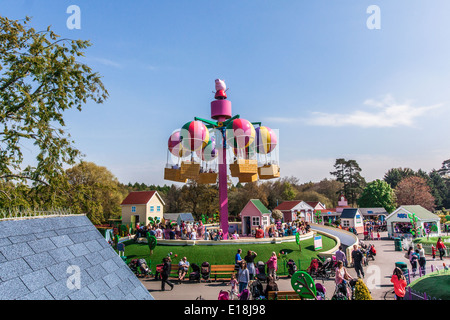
{"left": 436, "top": 237, "right": 447, "bottom": 260}
{"left": 391, "top": 267, "right": 407, "bottom": 300}
{"left": 255, "top": 225, "right": 264, "bottom": 239}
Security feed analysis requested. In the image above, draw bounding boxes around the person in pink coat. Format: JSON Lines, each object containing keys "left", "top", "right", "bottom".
{"left": 266, "top": 252, "right": 278, "bottom": 278}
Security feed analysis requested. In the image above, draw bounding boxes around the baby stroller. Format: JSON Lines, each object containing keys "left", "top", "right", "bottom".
{"left": 201, "top": 261, "right": 211, "bottom": 281}
{"left": 255, "top": 261, "right": 267, "bottom": 282}
{"left": 315, "top": 282, "right": 327, "bottom": 300}
{"left": 189, "top": 263, "right": 201, "bottom": 282}
{"left": 239, "top": 288, "right": 250, "bottom": 300}
{"left": 129, "top": 258, "right": 151, "bottom": 278}
{"left": 321, "top": 257, "right": 336, "bottom": 279}
{"left": 218, "top": 290, "right": 230, "bottom": 300}
{"left": 307, "top": 258, "right": 327, "bottom": 279}
{"left": 249, "top": 279, "right": 265, "bottom": 300}
{"left": 287, "top": 259, "right": 297, "bottom": 278}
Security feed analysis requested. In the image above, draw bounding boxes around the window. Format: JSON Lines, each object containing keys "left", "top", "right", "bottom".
{"left": 131, "top": 206, "right": 136, "bottom": 213}
{"left": 150, "top": 206, "right": 154, "bottom": 212}
{"left": 252, "top": 216, "right": 260, "bottom": 226}
{"left": 342, "top": 220, "right": 350, "bottom": 227}
{"left": 263, "top": 216, "right": 269, "bottom": 226}
{"left": 157, "top": 206, "right": 161, "bottom": 212}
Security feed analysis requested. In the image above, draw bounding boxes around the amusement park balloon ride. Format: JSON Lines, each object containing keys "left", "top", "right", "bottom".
{"left": 164, "top": 79, "right": 280, "bottom": 239}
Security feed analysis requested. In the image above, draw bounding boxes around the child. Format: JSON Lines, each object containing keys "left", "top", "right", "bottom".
{"left": 444, "top": 263, "right": 448, "bottom": 271}
{"left": 411, "top": 249, "right": 420, "bottom": 276}
{"left": 391, "top": 267, "right": 407, "bottom": 300}
{"left": 377, "top": 231, "right": 381, "bottom": 241}
{"left": 431, "top": 244, "right": 436, "bottom": 261}
{"left": 229, "top": 274, "right": 239, "bottom": 299}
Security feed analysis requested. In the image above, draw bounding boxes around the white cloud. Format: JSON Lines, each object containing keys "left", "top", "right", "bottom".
{"left": 270, "top": 95, "right": 444, "bottom": 128}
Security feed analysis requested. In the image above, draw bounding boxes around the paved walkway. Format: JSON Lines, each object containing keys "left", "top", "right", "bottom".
{"left": 140, "top": 232, "right": 449, "bottom": 300}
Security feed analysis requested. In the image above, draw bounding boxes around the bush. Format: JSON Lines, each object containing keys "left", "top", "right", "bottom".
{"left": 354, "top": 279, "right": 372, "bottom": 300}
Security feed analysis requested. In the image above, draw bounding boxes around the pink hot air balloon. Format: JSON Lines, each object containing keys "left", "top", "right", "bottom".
{"left": 168, "top": 129, "right": 190, "bottom": 157}
{"left": 255, "top": 126, "right": 277, "bottom": 154}
{"left": 180, "top": 120, "right": 210, "bottom": 152}
{"left": 226, "top": 118, "right": 255, "bottom": 149}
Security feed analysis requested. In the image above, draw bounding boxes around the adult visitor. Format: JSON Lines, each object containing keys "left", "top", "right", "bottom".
{"left": 235, "top": 249, "right": 243, "bottom": 272}
{"left": 335, "top": 246, "right": 348, "bottom": 267}
{"left": 417, "top": 243, "right": 426, "bottom": 275}
{"left": 244, "top": 250, "right": 258, "bottom": 280}
{"left": 237, "top": 261, "right": 250, "bottom": 293}
{"left": 178, "top": 256, "right": 190, "bottom": 282}
{"left": 437, "top": 237, "right": 447, "bottom": 260}
{"left": 266, "top": 251, "right": 278, "bottom": 278}
{"left": 161, "top": 257, "right": 174, "bottom": 291}
{"left": 351, "top": 244, "right": 365, "bottom": 278}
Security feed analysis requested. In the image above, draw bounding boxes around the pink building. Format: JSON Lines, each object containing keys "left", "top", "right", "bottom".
{"left": 274, "top": 200, "right": 314, "bottom": 223}
{"left": 239, "top": 199, "right": 271, "bottom": 236}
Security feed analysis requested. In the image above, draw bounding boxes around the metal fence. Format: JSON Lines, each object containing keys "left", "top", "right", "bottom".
{"left": 403, "top": 265, "right": 448, "bottom": 300}
{"left": 402, "top": 238, "right": 450, "bottom": 257}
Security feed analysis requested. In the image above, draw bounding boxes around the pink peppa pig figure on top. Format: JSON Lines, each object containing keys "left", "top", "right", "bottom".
{"left": 214, "top": 79, "right": 228, "bottom": 100}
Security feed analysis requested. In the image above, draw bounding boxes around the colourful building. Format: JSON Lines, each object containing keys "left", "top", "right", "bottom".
{"left": 120, "top": 191, "right": 165, "bottom": 226}
{"left": 240, "top": 199, "right": 271, "bottom": 236}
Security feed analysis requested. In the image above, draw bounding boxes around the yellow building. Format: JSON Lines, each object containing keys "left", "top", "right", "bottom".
{"left": 120, "top": 191, "right": 165, "bottom": 226}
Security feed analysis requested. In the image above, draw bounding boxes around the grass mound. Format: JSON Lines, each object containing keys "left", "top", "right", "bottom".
{"left": 121, "top": 235, "right": 337, "bottom": 274}
{"left": 408, "top": 270, "right": 450, "bottom": 300}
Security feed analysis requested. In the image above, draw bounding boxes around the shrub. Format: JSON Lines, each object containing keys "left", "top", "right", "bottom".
{"left": 354, "top": 279, "right": 372, "bottom": 300}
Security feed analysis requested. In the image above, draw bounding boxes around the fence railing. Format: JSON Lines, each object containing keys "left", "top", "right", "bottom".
{"left": 0, "top": 208, "right": 75, "bottom": 220}
{"left": 402, "top": 239, "right": 450, "bottom": 257}
{"left": 402, "top": 265, "right": 448, "bottom": 300}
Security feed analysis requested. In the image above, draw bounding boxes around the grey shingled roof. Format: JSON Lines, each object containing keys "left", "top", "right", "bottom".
{"left": 0, "top": 215, "right": 153, "bottom": 300}
{"left": 340, "top": 208, "right": 360, "bottom": 219}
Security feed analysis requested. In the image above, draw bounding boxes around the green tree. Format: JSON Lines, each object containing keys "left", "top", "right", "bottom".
{"left": 330, "top": 158, "right": 366, "bottom": 206}
{"left": 357, "top": 179, "right": 397, "bottom": 213}
{"left": 282, "top": 182, "right": 297, "bottom": 201}
{"left": 0, "top": 16, "right": 108, "bottom": 192}
{"left": 383, "top": 167, "right": 416, "bottom": 189}
{"left": 65, "top": 162, "right": 127, "bottom": 224}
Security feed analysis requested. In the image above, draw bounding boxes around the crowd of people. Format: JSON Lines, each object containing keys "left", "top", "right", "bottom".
{"left": 267, "top": 221, "right": 311, "bottom": 238}
{"left": 132, "top": 218, "right": 314, "bottom": 242}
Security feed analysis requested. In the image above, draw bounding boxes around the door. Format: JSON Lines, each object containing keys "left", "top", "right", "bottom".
{"left": 244, "top": 216, "right": 251, "bottom": 235}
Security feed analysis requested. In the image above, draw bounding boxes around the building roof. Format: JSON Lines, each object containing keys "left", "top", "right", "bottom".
{"left": 0, "top": 215, "right": 153, "bottom": 300}
{"left": 120, "top": 191, "right": 165, "bottom": 206}
{"left": 250, "top": 199, "right": 271, "bottom": 214}
{"left": 359, "top": 208, "right": 388, "bottom": 215}
{"left": 305, "top": 201, "right": 324, "bottom": 209}
{"left": 340, "top": 208, "right": 360, "bottom": 219}
{"left": 274, "top": 201, "right": 302, "bottom": 211}
{"left": 387, "top": 205, "right": 439, "bottom": 221}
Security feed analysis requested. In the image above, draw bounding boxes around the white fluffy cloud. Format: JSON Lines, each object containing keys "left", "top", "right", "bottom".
{"left": 271, "top": 95, "right": 443, "bottom": 128}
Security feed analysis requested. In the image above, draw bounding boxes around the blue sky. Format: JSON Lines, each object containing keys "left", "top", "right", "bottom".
{"left": 2, "top": 0, "right": 450, "bottom": 186}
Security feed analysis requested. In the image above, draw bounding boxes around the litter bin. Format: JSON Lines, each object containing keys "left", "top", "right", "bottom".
{"left": 394, "top": 237, "right": 402, "bottom": 251}
{"left": 395, "top": 261, "right": 409, "bottom": 282}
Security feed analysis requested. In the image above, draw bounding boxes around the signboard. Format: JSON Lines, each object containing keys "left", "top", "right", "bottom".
{"left": 397, "top": 213, "right": 408, "bottom": 219}
{"left": 314, "top": 235, "right": 322, "bottom": 251}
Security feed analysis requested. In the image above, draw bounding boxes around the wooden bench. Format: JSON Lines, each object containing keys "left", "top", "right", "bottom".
{"left": 210, "top": 265, "right": 236, "bottom": 282}
{"left": 267, "top": 291, "right": 301, "bottom": 300}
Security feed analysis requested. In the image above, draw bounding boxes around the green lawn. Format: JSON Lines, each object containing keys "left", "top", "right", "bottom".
{"left": 413, "top": 236, "right": 450, "bottom": 245}
{"left": 121, "top": 236, "right": 337, "bottom": 275}
{"left": 409, "top": 270, "right": 450, "bottom": 300}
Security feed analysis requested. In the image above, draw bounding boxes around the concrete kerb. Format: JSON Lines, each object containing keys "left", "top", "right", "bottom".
{"left": 311, "top": 223, "right": 359, "bottom": 264}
